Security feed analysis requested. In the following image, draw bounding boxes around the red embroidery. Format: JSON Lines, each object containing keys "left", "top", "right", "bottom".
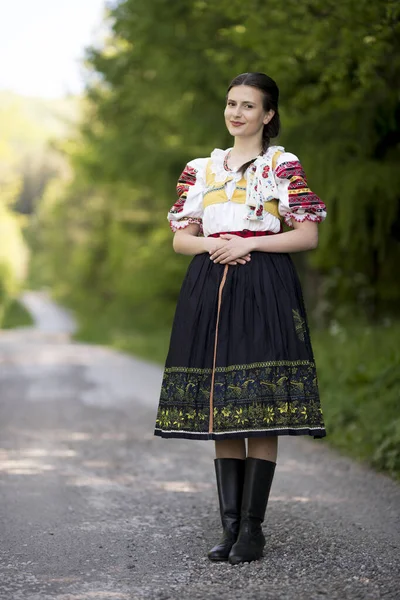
{"left": 284, "top": 213, "right": 324, "bottom": 227}
{"left": 169, "top": 217, "right": 203, "bottom": 234}
{"left": 262, "top": 165, "right": 270, "bottom": 178}
{"left": 276, "top": 161, "right": 326, "bottom": 215}
{"left": 176, "top": 165, "right": 197, "bottom": 197}
{"left": 256, "top": 205, "right": 263, "bottom": 217}
{"left": 288, "top": 177, "right": 308, "bottom": 190}
{"left": 170, "top": 164, "right": 198, "bottom": 214}
{"left": 275, "top": 161, "right": 306, "bottom": 180}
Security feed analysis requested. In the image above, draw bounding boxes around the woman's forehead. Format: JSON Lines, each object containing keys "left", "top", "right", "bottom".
{"left": 227, "top": 85, "right": 262, "bottom": 103}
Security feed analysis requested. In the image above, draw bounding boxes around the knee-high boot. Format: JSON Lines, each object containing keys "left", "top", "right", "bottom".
{"left": 208, "top": 458, "right": 246, "bottom": 561}
{"left": 228, "top": 457, "right": 276, "bottom": 565}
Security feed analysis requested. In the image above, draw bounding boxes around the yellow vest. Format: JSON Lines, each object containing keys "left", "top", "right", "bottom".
{"left": 202, "top": 151, "right": 283, "bottom": 221}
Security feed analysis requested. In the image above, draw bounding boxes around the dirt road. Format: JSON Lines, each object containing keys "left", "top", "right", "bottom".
{"left": 0, "top": 292, "right": 399, "bottom": 599}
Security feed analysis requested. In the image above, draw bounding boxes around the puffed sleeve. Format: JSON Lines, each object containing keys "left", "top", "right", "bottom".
{"left": 168, "top": 158, "right": 207, "bottom": 234}
{"left": 274, "top": 152, "right": 327, "bottom": 227}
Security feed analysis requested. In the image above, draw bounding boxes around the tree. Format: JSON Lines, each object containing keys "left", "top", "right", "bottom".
{"left": 33, "top": 0, "right": 400, "bottom": 324}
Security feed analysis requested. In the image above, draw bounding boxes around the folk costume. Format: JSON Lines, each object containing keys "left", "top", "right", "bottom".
{"left": 154, "top": 145, "right": 327, "bottom": 441}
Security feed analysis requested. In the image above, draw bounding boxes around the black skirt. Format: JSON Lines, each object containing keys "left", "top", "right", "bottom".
{"left": 154, "top": 250, "right": 326, "bottom": 440}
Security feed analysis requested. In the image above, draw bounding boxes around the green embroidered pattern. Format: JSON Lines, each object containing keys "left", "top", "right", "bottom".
{"left": 292, "top": 309, "right": 306, "bottom": 342}
{"left": 156, "top": 361, "right": 325, "bottom": 435}
{"left": 203, "top": 185, "right": 227, "bottom": 197}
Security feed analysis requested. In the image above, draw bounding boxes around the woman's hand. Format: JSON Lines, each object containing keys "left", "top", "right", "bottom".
{"left": 205, "top": 236, "right": 251, "bottom": 266}
{"left": 209, "top": 234, "right": 254, "bottom": 264}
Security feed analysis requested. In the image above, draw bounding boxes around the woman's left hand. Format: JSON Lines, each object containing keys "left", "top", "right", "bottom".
{"left": 209, "top": 234, "right": 254, "bottom": 264}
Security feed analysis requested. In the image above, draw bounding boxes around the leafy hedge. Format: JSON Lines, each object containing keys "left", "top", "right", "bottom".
{"left": 313, "top": 321, "right": 400, "bottom": 479}
{"left": 0, "top": 203, "right": 28, "bottom": 326}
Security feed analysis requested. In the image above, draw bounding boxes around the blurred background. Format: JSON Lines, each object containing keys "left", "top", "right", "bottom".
{"left": 0, "top": 0, "right": 399, "bottom": 477}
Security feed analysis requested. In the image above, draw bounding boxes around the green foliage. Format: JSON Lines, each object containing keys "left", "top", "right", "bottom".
{"left": 0, "top": 91, "right": 80, "bottom": 214}
{"left": 1, "top": 299, "right": 34, "bottom": 329}
{"left": 0, "top": 263, "right": 14, "bottom": 324}
{"left": 30, "top": 0, "right": 400, "bottom": 332}
{"left": 80, "top": 0, "right": 399, "bottom": 318}
{"left": 74, "top": 312, "right": 171, "bottom": 365}
{"left": 26, "top": 0, "right": 400, "bottom": 479}
{"left": 0, "top": 200, "right": 28, "bottom": 324}
{"left": 313, "top": 320, "right": 400, "bottom": 479}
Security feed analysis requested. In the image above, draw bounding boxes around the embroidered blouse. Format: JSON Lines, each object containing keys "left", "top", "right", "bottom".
{"left": 168, "top": 145, "right": 326, "bottom": 237}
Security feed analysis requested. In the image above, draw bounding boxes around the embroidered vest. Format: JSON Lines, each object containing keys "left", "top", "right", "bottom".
{"left": 203, "top": 151, "right": 283, "bottom": 221}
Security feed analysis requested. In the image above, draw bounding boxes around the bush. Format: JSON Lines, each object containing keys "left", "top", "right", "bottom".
{"left": 0, "top": 262, "right": 15, "bottom": 325}
{"left": 0, "top": 203, "right": 28, "bottom": 326}
{"left": 313, "top": 321, "right": 400, "bottom": 480}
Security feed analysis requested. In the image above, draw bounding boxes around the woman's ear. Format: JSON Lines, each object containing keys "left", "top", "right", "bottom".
{"left": 263, "top": 109, "right": 275, "bottom": 125}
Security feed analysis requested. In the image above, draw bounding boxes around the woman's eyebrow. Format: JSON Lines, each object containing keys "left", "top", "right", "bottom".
{"left": 227, "top": 99, "right": 256, "bottom": 104}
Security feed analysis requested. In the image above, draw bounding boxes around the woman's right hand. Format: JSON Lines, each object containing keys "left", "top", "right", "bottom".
{"left": 204, "top": 237, "right": 251, "bottom": 266}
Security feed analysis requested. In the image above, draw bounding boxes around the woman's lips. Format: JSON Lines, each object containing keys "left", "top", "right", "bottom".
{"left": 231, "top": 121, "right": 245, "bottom": 127}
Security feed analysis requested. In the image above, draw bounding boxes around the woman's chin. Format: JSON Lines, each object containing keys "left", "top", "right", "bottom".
{"left": 228, "top": 128, "right": 245, "bottom": 137}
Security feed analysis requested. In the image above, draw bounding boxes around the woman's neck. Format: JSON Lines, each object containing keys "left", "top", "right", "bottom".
{"left": 229, "top": 136, "right": 263, "bottom": 167}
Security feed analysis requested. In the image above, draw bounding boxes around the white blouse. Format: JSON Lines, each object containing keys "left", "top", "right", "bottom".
{"left": 168, "top": 145, "right": 327, "bottom": 237}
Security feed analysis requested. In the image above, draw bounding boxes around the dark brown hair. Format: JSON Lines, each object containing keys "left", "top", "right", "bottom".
{"left": 227, "top": 72, "right": 280, "bottom": 173}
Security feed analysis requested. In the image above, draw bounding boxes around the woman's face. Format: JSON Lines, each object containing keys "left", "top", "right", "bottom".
{"left": 224, "top": 85, "right": 274, "bottom": 140}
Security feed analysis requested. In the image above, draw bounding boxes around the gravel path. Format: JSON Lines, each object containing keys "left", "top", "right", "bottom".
{"left": 0, "top": 292, "right": 399, "bottom": 600}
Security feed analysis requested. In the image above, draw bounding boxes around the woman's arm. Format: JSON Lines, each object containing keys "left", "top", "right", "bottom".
{"left": 210, "top": 220, "right": 318, "bottom": 263}
{"left": 172, "top": 223, "right": 210, "bottom": 255}
{"left": 250, "top": 220, "right": 318, "bottom": 253}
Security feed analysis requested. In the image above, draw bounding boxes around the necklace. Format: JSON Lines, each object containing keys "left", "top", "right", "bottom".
{"left": 225, "top": 149, "right": 262, "bottom": 172}
{"left": 223, "top": 150, "right": 232, "bottom": 172}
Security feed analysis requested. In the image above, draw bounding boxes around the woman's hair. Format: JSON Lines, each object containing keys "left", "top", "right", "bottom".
{"left": 227, "top": 72, "right": 280, "bottom": 172}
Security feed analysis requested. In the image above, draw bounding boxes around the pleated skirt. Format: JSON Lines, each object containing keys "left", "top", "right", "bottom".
{"left": 154, "top": 250, "right": 326, "bottom": 440}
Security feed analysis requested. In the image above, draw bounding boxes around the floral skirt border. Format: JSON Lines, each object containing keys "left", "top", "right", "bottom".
{"left": 155, "top": 360, "right": 326, "bottom": 440}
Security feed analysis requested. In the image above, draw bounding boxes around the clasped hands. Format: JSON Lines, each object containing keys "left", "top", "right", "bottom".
{"left": 208, "top": 234, "right": 253, "bottom": 265}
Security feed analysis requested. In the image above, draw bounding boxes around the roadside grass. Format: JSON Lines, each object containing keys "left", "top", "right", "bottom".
{"left": 312, "top": 320, "right": 400, "bottom": 480}
{"left": 74, "top": 313, "right": 171, "bottom": 365}
{"left": 74, "top": 312, "right": 400, "bottom": 480}
{"left": 1, "top": 299, "right": 34, "bottom": 329}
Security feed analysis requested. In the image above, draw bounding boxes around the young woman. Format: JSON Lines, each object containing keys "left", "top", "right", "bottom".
{"left": 154, "top": 73, "right": 327, "bottom": 565}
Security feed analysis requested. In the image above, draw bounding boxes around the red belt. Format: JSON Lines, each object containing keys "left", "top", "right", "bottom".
{"left": 208, "top": 229, "right": 278, "bottom": 238}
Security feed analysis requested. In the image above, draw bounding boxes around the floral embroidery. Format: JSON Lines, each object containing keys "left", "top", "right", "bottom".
{"left": 292, "top": 309, "right": 306, "bottom": 342}
{"left": 245, "top": 146, "right": 285, "bottom": 222}
{"left": 168, "top": 148, "right": 326, "bottom": 237}
{"left": 155, "top": 361, "right": 325, "bottom": 436}
{"left": 262, "top": 165, "right": 270, "bottom": 178}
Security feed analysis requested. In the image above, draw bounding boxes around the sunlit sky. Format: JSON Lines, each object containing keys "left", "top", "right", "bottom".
{"left": 1, "top": 0, "right": 109, "bottom": 98}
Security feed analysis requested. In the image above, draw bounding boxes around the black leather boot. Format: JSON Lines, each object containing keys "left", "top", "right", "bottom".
{"left": 208, "top": 458, "right": 246, "bottom": 561}
{"left": 228, "top": 457, "right": 276, "bottom": 565}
